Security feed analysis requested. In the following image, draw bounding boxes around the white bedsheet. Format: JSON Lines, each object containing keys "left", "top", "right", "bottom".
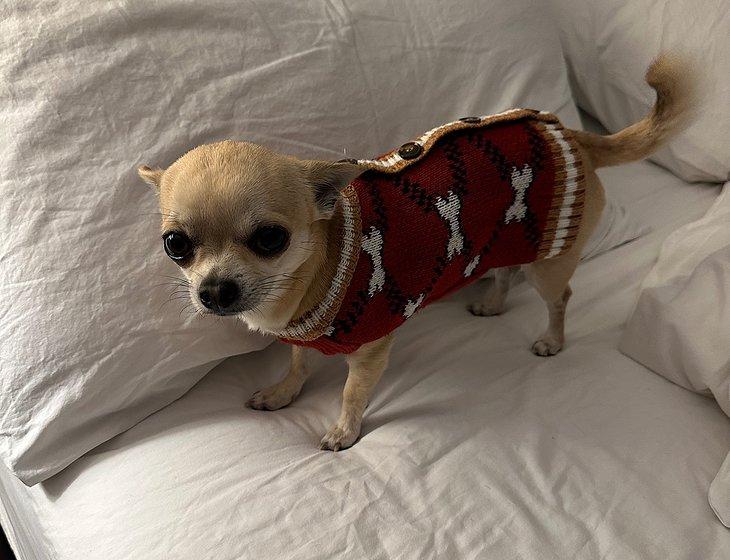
{"left": 620, "top": 182, "right": 730, "bottom": 526}
{"left": 1, "top": 160, "right": 728, "bottom": 559}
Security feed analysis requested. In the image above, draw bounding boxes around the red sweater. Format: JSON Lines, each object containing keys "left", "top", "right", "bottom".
{"left": 279, "top": 109, "right": 586, "bottom": 354}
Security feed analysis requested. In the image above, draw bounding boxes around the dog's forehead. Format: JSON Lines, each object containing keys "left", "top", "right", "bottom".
{"left": 160, "top": 141, "right": 309, "bottom": 230}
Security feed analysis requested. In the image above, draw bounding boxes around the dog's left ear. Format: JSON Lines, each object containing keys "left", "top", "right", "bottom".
{"left": 137, "top": 165, "right": 164, "bottom": 190}
{"left": 303, "top": 160, "right": 364, "bottom": 219}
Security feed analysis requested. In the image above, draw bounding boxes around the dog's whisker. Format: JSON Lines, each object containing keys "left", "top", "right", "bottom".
{"left": 159, "top": 277, "right": 190, "bottom": 285}
{"left": 179, "top": 302, "right": 196, "bottom": 318}
{"left": 158, "top": 291, "right": 193, "bottom": 311}
{"left": 153, "top": 282, "right": 190, "bottom": 290}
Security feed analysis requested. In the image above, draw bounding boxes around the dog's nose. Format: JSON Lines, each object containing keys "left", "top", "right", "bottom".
{"left": 198, "top": 280, "right": 240, "bottom": 312}
{"left": 217, "top": 281, "right": 239, "bottom": 308}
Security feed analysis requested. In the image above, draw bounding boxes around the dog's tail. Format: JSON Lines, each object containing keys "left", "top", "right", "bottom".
{"left": 571, "top": 53, "right": 696, "bottom": 169}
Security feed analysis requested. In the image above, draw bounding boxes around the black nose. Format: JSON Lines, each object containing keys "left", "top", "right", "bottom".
{"left": 198, "top": 280, "right": 240, "bottom": 312}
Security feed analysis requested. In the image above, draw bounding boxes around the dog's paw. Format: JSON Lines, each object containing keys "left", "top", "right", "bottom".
{"left": 531, "top": 337, "right": 563, "bottom": 356}
{"left": 319, "top": 423, "right": 360, "bottom": 452}
{"left": 468, "top": 301, "right": 504, "bottom": 317}
{"left": 246, "top": 383, "right": 300, "bottom": 411}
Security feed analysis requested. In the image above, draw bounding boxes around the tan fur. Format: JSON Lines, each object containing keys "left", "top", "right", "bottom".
{"left": 320, "top": 334, "right": 394, "bottom": 451}
{"left": 247, "top": 345, "right": 309, "bottom": 411}
{"left": 571, "top": 53, "right": 696, "bottom": 169}
{"left": 139, "top": 54, "right": 693, "bottom": 451}
{"left": 139, "top": 140, "right": 359, "bottom": 333}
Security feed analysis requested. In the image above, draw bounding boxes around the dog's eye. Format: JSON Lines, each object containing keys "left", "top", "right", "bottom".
{"left": 247, "top": 225, "right": 290, "bottom": 257}
{"left": 163, "top": 231, "right": 193, "bottom": 261}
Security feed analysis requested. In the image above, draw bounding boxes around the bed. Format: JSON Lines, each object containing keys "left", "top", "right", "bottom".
{"left": 1, "top": 143, "right": 728, "bottom": 558}
{"left": 2, "top": 1, "right": 729, "bottom": 558}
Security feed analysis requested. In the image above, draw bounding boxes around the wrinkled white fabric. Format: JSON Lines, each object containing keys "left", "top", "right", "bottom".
{"left": 0, "top": 155, "right": 726, "bottom": 560}
{"left": 582, "top": 187, "right": 649, "bottom": 261}
{"left": 711, "top": 453, "right": 730, "bottom": 528}
{"left": 548, "top": 0, "right": 730, "bottom": 183}
{"left": 621, "top": 182, "right": 730, "bottom": 525}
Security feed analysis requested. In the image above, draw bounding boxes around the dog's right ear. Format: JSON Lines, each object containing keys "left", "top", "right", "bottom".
{"left": 137, "top": 165, "right": 164, "bottom": 190}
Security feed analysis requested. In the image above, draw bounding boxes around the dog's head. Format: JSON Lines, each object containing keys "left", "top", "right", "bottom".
{"left": 138, "top": 141, "right": 361, "bottom": 332}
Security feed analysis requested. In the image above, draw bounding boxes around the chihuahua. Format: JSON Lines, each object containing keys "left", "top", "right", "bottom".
{"left": 139, "top": 54, "right": 692, "bottom": 451}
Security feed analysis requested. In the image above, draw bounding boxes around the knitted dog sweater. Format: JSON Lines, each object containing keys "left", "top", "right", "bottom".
{"left": 279, "top": 109, "right": 586, "bottom": 355}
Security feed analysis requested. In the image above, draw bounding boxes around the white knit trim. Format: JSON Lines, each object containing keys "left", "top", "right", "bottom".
{"left": 550, "top": 238, "right": 566, "bottom": 253}
{"left": 277, "top": 194, "right": 357, "bottom": 339}
{"left": 558, "top": 199, "right": 577, "bottom": 217}
{"left": 543, "top": 123, "right": 580, "bottom": 258}
{"left": 356, "top": 108, "right": 527, "bottom": 169}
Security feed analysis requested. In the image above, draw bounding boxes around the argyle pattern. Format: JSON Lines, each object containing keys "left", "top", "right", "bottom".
{"left": 281, "top": 111, "right": 585, "bottom": 354}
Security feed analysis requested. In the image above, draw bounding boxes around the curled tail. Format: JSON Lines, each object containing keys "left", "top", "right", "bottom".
{"left": 571, "top": 53, "right": 696, "bottom": 169}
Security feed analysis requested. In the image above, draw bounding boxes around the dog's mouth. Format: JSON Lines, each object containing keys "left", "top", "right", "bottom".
{"left": 196, "top": 297, "right": 255, "bottom": 317}
{"left": 194, "top": 303, "right": 257, "bottom": 320}
{"left": 205, "top": 308, "right": 244, "bottom": 317}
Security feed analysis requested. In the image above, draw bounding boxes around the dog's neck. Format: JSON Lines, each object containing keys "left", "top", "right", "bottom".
{"left": 242, "top": 205, "right": 343, "bottom": 335}
{"left": 291, "top": 207, "right": 343, "bottom": 321}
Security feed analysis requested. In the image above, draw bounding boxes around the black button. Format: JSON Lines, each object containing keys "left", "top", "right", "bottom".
{"left": 336, "top": 158, "right": 359, "bottom": 164}
{"left": 459, "top": 116, "right": 481, "bottom": 123}
{"left": 398, "top": 142, "right": 423, "bottom": 160}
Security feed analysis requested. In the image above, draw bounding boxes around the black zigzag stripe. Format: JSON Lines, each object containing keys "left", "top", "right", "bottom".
{"left": 328, "top": 182, "right": 390, "bottom": 337}
{"left": 328, "top": 184, "right": 412, "bottom": 335}
{"left": 479, "top": 221, "right": 505, "bottom": 260}
{"left": 522, "top": 123, "right": 549, "bottom": 248}
{"left": 383, "top": 274, "right": 410, "bottom": 315}
{"left": 393, "top": 175, "right": 436, "bottom": 212}
{"left": 330, "top": 289, "right": 369, "bottom": 335}
{"left": 466, "top": 131, "right": 514, "bottom": 182}
{"left": 442, "top": 138, "right": 469, "bottom": 197}
{"left": 368, "top": 181, "right": 389, "bottom": 232}
{"left": 468, "top": 127, "right": 543, "bottom": 245}
{"left": 329, "top": 268, "right": 412, "bottom": 336}
{"left": 423, "top": 254, "right": 449, "bottom": 295}
{"left": 521, "top": 209, "right": 542, "bottom": 247}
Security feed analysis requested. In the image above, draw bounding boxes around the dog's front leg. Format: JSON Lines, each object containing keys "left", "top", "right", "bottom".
{"left": 320, "top": 334, "right": 394, "bottom": 451}
{"left": 247, "top": 345, "right": 310, "bottom": 410}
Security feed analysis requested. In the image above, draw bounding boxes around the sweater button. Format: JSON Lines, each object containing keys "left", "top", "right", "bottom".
{"left": 459, "top": 116, "right": 481, "bottom": 123}
{"left": 398, "top": 142, "right": 423, "bottom": 160}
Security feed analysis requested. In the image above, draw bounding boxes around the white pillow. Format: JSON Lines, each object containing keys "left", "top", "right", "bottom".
{"left": 581, "top": 195, "right": 648, "bottom": 260}
{"left": 0, "top": 0, "right": 600, "bottom": 485}
{"left": 620, "top": 183, "right": 730, "bottom": 525}
{"left": 548, "top": 0, "right": 730, "bottom": 183}
{"left": 620, "top": 184, "right": 730, "bottom": 412}
{"left": 711, "top": 453, "right": 730, "bottom": 528}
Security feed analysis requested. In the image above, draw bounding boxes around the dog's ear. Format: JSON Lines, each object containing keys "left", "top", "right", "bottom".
{"left": 302, "top": 160, "right": 364, "bottom": 219}
{"left": 137, "top": 165, "right": 164, "bottom": 190}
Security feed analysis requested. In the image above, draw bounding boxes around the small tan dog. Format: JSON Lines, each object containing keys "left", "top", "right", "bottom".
{"left": 139, "top": 55, "right": 692, "bottom": 451}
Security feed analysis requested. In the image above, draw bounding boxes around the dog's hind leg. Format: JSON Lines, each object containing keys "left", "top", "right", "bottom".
{"left": 468, "top": 266, "right": 520, "bottom": 316}
{"left": 524, "top": 168, "right": 606, "bottom": 356}
{"left": 524, "top": 260, "right": 574, "bottom": 356}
